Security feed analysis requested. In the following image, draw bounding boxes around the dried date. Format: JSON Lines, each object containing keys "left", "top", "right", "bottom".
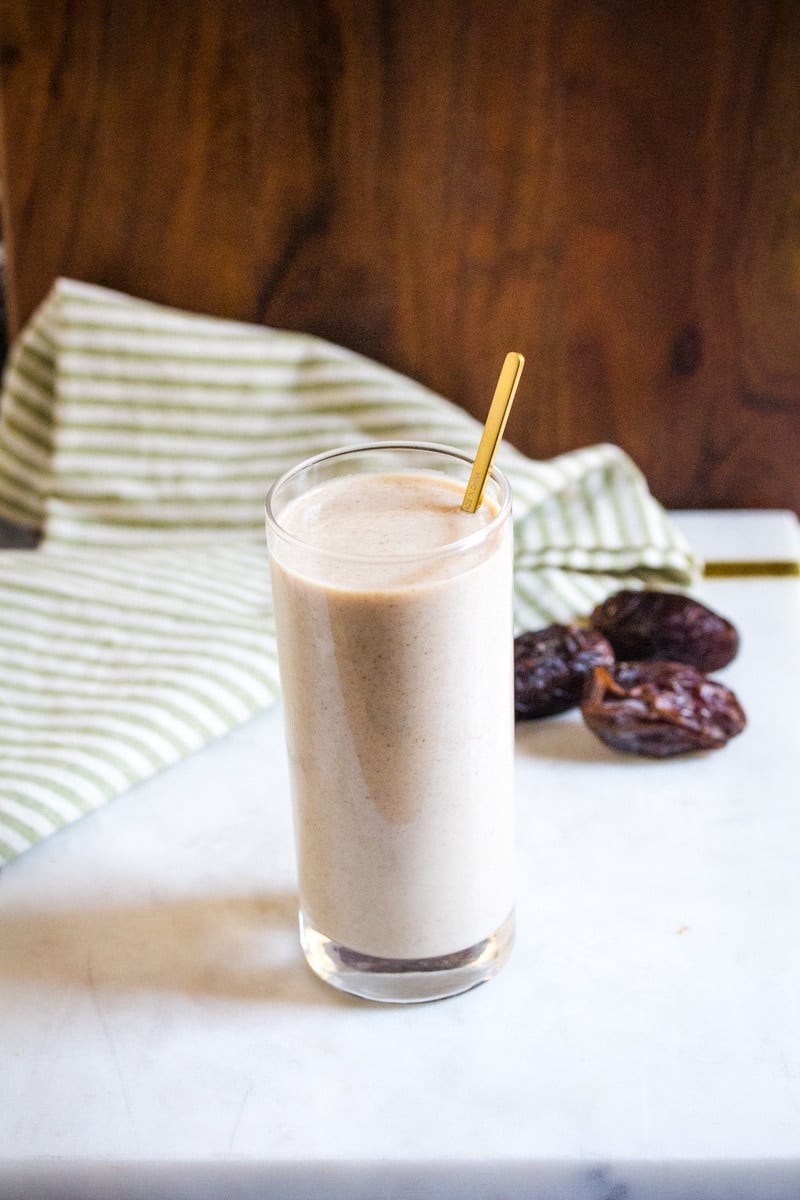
{"left": 590, "top": 589, "right": 739, "bottom": 672}
{"left": 581, "top": 660, "right": 746, "bottom": 758}
{"left": 515, "top": 624, "right": 615, "bottom": 720}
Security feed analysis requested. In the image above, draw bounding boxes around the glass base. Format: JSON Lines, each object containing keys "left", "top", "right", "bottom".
{"left": 299, "top": 909, "right": 515, "bottom": 1003}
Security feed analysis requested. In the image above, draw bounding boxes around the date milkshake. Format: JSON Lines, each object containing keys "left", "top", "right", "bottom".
{"left": 266, "top": 443, "right": 515, "bottom": 1002}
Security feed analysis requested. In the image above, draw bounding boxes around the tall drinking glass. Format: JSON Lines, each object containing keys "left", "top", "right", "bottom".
{"left": 265, "top": 442, "right": 515, "bottom": 1002}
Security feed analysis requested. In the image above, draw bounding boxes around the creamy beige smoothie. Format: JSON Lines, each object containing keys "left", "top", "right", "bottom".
{"left": 268, "top": 454, "right": 515, "bottom": 971}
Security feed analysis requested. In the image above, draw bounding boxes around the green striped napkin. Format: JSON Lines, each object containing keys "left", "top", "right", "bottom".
{"left": 0, "top": 278, "right": 697, "bottom": 863}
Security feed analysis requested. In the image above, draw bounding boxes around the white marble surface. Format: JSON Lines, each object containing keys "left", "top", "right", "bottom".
{"left": 1, "top": 513, "right": 799, "bottom": 1199}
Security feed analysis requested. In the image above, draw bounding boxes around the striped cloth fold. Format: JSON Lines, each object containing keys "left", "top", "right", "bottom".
{"left": 0, "top": 278, "right": 698, "bottom": 864}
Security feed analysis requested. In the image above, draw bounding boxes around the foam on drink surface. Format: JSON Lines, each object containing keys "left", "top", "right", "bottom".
{"left": 280, "top": 472, "right": 496, "bottom": 553}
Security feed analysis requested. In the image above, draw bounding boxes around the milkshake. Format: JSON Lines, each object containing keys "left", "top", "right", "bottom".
{"left": 265, "top": 443, "right": 515, "bottom": 1002}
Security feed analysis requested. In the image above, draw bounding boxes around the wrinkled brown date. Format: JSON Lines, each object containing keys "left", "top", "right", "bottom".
{"left": 581, "top": 660, "right": 746, "bottom": 757}
{"left": 589, "top": 589, "right": 739, "bottom": 672}
{"left": 515, "top": 624, "right": 615, "bottom": 720}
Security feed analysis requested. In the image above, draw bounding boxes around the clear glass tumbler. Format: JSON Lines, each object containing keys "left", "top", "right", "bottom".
{"left": 265, "top": 442, "right": 515, "bottom": 1002}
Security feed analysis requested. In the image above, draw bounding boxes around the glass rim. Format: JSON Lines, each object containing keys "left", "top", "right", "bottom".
{"left": 264, "top": 440, "right": 512, "bottom": 566}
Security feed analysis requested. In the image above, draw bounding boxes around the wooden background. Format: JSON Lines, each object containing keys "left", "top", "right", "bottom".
{"left": 1, "top": 0, "right": 799, "bottom": 511}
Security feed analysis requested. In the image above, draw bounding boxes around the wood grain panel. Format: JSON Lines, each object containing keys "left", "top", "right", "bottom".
{"left": 1, "top": 0, "right": 799, "bottom": 510}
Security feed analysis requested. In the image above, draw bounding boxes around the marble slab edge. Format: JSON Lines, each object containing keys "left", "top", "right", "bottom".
{"left": 1, "top": 1158, "right": 799, "bottom": 1200}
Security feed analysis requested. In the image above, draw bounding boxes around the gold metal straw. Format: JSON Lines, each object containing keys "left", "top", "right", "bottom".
{"left": 461, "top": 352, "right": 525, "bottom": 513}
